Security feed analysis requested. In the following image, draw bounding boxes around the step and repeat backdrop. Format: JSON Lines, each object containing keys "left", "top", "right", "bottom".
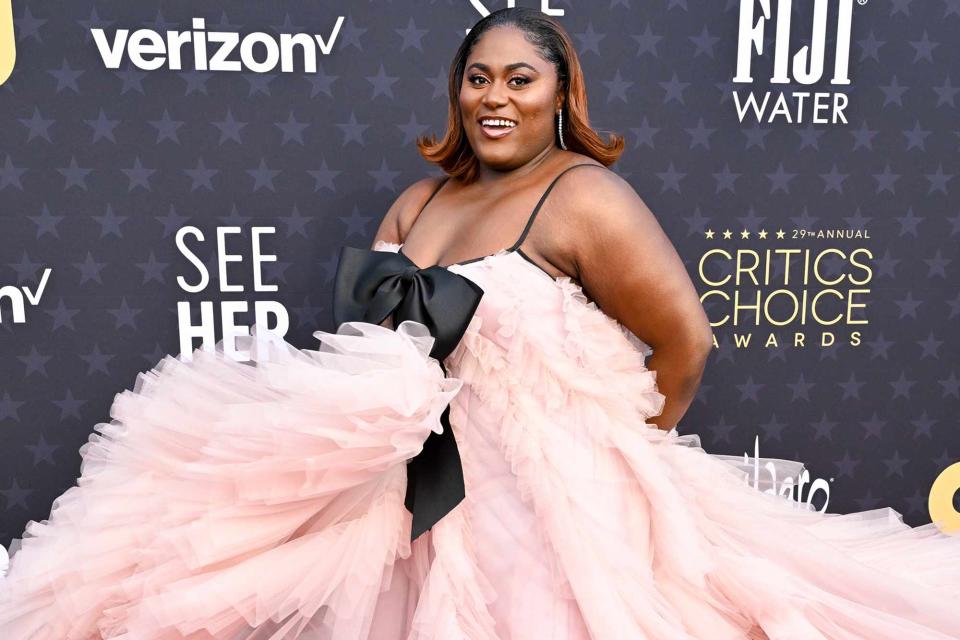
{"left": 0, "top": 0, "right": 958, "bottom": 547}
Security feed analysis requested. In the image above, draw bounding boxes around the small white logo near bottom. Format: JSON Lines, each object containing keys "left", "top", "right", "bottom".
{"left": 740, "top": 435, "right": 832, "bottom": 512}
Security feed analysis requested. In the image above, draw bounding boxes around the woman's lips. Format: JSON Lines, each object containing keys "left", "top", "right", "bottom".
{"left": 478, "top": 120, "right": 517, "bottom": 139}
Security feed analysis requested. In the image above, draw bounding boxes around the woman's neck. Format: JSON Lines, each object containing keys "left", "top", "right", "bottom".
{"left": 473, "top": 145, "right": 562, "bottom": 187}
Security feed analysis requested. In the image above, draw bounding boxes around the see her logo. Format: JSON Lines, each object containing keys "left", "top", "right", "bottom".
{"left": 0, "top": 0, "right": 15, "bottom": 87}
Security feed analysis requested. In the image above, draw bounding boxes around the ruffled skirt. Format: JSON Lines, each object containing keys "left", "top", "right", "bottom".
{"left": 0, "top": 321, "right": 462, "bottom": 639}
{"left": 1, "top": 317, "right": 959, "bottom": 639}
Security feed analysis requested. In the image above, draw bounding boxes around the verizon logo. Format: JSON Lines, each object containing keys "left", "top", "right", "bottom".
{"left": 91, "top": 17, "right": 344, "bottom": 73}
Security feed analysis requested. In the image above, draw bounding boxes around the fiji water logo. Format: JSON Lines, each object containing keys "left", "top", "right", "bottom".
{"left": 732, "top": 0, "right": 863, "bottom": 124}
{"left": 91, "top": 16, "right": 344, "bottom": 74}
{"left": 0, "top": 268, "right": 52, "bottom": 325}
{"left": 0, "top": 0, "right": 14, "bottom": 87}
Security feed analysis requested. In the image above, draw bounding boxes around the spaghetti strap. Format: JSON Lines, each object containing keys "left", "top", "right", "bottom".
{"left": 418, "top": 176, "right": 449, "bottom": 216}
{"left": 509, "top": 162, "right": 602, "bottom": 250}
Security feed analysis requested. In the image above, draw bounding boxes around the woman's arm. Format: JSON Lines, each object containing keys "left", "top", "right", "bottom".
{"left": 561, "top": 168, "right": 714, "bottom": 431}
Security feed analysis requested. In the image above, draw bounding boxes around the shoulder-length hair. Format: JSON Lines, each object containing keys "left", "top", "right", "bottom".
{"left": 417, "top": 8, "right": 624, "bottom": 183}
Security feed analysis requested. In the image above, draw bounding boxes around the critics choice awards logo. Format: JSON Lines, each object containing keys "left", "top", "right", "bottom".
{"left": 698, "top": 236, "right": 873, "bottom": 350}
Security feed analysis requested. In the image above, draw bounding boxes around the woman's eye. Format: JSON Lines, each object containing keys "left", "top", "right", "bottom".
{"left": 467, "top": 75, "right": 530, "bottom": 86}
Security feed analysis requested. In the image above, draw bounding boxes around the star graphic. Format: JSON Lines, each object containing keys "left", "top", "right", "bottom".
{"left": 57, "top": 156, "right": 91, "bottom": 190}
{"left": 275, "top": 112, "right": 310, "bottom": 145}
{"left": 0, "top": 478, "right": 32, "bottom": 510}
{"left": 74, "top": 252, "right": 107, "bottom": 285}
{"left": 396, "top": 18, "right": 428, "bottom": 52}
{"left": 15, "top": 6, "right": 47, "bottom": 42}
{"left": 149, "top": 109, "right": 185, "bottom": 144}
{"left": 184, "top": 158, "right": 219, "bottom": 191}
{"left": 659, "top": 72, "right": 689, "bottom": 105}
{"left": 115, "top": 67, "right": 147, "bottom": 95}
{"left": 122, "top": 157, "right": 156, "bottom": 191}
{"left": 305, "top": 62, "right": 339, "bottom": 98}
{"left": 78, "top": 7, "right": 114, "bottom": 43}
{"left": 212, "top": 109, "right": 247, "bottom": 144}
{"left": 92, "top": 204, "right": 127, "bottom": 238}
{"left": 136, "top": 252, "right": 169, "bottom": 284}
{"left": 155, "top": 205, "right": 191, "bottom": 238}
{"left": 336, "top": 112, "right": 369, "bottom": 146}
{"left": 53, "top": 389, "right": 86, "bottom": 420}
{"left": 280, "top": 205, "right": 314, "bottom": 238}
{"left": 80, "top": 344, "right": 116, "bottom": 376}
{"left": 689, "top": 26, "right": 720, "bottom": 58}
{"left": 397, "top": 112, "right": 430, "bottom": 146}
{"left": 933, "top": 76, "right": 959, "bottom": 107}
{"left": 247, "top": 159, "right": 281, "bottom": 192}
{"left": 45, "top": 299, "right": 81, "bottom": 332}
{"left": 307, "top": 159, "right": 341, "bottom": 192}
{"left": 629, "top": 117, "right": 659, "bottom": 149}
{"left": 602, "top": 69, "right": 633, "bottom": 103}
{"left": 25, "top": 434, "right": 60, "bottom": 467}
{"left": 17, "top": 346, "right": 51, "bottom": 377}
{"left": 19, "top": 107, "right": 54, "bottom": 143}
{"left": 85, "top": 108, "right": 120, "bottom": 143}
{"left": 367, "top": 64, "right": 400, "bottom": 100}
{"left": 574, "top": 22, "right": 605, "bottom": 56}
{"left": 107, "top": 297, "right": 143, "bottom": 330}
{"left": 340, "top": 205, "right": 375, "bottom": 239}
{"left": 655, "top": 163, "right": 685, "bottom": 193}
{"left": 631, "top": 24, "right": 662, "bottom": 57}
{"left": 0, "top": 155, "right": 28, "bottom": 190}
{"left": 369, "top": 159, "right": 401, "bottom": 193}
{"left": 48, "top": 58, "right": 84, "bottom": 93}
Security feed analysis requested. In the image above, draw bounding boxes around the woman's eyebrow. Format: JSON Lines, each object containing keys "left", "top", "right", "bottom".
{"left": 467, "top": 61, "right": 540, "bottom": 73}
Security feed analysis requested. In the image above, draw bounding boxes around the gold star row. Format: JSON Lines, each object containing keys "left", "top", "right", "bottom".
{"left": 704, "top": 229, "right": 787, "bottom": 240}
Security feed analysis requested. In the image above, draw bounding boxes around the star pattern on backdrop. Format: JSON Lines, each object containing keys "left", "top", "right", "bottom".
{"left": 0, "top": 0, "right": 957, "bottom": 545}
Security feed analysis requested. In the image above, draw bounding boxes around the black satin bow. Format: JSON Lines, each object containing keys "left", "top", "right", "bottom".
{"left": 333, "top": 245, "right": 484, "bottom": 540}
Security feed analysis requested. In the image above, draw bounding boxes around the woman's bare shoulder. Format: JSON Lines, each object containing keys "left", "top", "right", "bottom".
{"left": 372, "top": 174, "right": 448, "bottom": 245}
{"left": 553, "top": 162, "right": 655, "bottom": 235}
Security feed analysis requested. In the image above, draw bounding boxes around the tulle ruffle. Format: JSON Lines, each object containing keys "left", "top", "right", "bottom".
{"left": 2, "top": 239, "right": 959, "bottom": 640}
{"left": 437, "top": 248, "right": 960, "bottom": 639}
{"left": 0, "top": 320, "right": 464, "bottom": 639}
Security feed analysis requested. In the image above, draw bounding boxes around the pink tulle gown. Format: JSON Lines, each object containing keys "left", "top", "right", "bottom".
{"left": 2, "top": 168, "right": 960, "bottom": 639}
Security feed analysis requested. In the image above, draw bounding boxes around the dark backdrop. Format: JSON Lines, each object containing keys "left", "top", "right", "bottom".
{"left": 1, "top": 0, "right": 958, "bottom": 545}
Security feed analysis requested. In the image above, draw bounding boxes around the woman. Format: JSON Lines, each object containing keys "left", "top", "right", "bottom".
{"left": 2, "top": 7, "right": 959, "bottom": 640}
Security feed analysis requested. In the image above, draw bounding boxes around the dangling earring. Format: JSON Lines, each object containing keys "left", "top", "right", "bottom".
{"left": 557, "top": 108, "right": 568, "bottom": 150}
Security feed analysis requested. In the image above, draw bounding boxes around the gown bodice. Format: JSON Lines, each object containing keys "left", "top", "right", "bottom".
{"left": 330, "top": 162, "right": 664, "bottom": 541}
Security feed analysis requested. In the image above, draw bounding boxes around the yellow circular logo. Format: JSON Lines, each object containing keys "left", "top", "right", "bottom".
{"left": 928, "top": 462, "right": 960, "bottom": 535}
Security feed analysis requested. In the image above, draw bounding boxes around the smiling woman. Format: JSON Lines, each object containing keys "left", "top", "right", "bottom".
{"left": 418, "top": 9, "right": 622, "bottom": 183}
{"left": 2, "top": 6, "right": 960, "bottom": 640}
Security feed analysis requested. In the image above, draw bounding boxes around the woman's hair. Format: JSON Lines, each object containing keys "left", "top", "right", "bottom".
{"left": 417, "top": 8, "right": 624, "bottom": 183}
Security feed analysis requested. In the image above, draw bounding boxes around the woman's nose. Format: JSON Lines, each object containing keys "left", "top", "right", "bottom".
{"left": 481, "top": 79, "right": 508, "bottom": 107}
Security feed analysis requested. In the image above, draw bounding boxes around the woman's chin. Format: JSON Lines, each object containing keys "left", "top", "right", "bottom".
{"left": 473, "top": 146, "right": 521, "bottom": 169}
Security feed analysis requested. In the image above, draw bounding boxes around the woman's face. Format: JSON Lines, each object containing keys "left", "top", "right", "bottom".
{"left": 459, "top": 26, "right": 561, "bottom": 172}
